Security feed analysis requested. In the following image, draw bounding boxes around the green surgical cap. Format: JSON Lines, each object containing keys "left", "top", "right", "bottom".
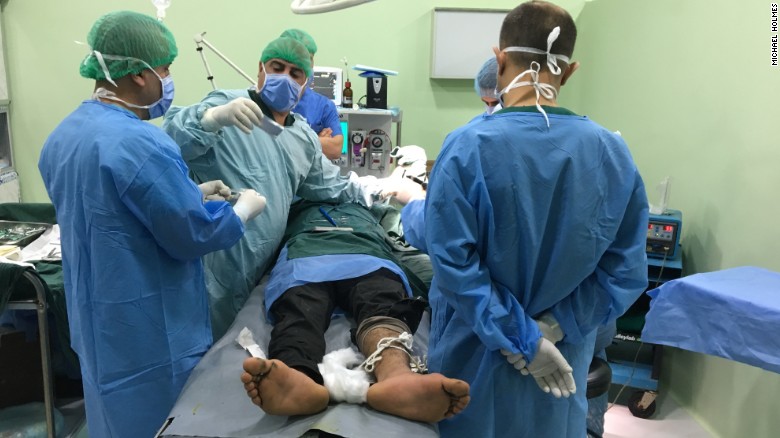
{"left": 80, "top": 10, "right": 178, "bottom": 81}
{"left": 261, "top": 37, "right": 313, "bottom": 77}
{"left": 280, "top": 28, "right": 318, "bottom": 56}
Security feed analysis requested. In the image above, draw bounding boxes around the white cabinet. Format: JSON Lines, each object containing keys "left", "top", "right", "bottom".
{"left": 336, "top": 108, "right": 402, "bottom": 178}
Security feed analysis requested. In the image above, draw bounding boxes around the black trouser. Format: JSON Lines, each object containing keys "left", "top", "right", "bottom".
{"left": 268, "top": 268, "right": 426, "bottom": 385}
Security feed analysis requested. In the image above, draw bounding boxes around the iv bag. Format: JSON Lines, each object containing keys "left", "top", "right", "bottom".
{"left": 151, "top": 0, "right": 172, "bottom": 21}
{"left": 649, "top": 176, "right": 671, "bottom": 215}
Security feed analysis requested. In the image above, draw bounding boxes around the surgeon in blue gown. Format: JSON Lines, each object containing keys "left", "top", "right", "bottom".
{"left": 38, "top": 11, "right": 265, "bottom": 438}
{"left": 163, "top": 36, "right": 373, "bottom": 339}
{"left": 401, "top": 2, "right": 649, "bottom": 437}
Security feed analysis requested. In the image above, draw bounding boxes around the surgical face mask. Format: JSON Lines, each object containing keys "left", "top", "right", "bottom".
{"left": 260, "top": 69, "right": 303, "bottom": 113}
{"left": 90, "top": 52, "right": 175, "bottom": 119}
{"left": 485, "top": 102, "right": 502, "bottom": 115}
{"left": 481, "top": 93, "right": 500, "bottom": 115}
{"left": 146, "top": 73, "right": 174, "bottom": 119}
{"left": 496, "top": 26, "right": 569, "bottom": 128}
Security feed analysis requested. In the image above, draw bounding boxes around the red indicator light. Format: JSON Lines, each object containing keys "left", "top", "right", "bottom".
{"left": 664, "top": 225, "right": 674, "bottom": 232}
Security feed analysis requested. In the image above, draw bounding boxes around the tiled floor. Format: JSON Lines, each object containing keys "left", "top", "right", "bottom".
{"left": 57, "top": 397, "right": 87, "bottom": 438}
{"left": 604, "top": 393, "right": 713, "bottom": 438}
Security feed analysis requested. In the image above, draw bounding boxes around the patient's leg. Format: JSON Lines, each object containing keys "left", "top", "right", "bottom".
{"left": 343, "top": 270, "right": 470, "bottom": 422}
{"left": 360, "top": 324, "right": 471, "bottom": 423}
{"left": 239, "top": 283, "right": 335, "bottom": 416}
{"left": 241, "top": 357, "right": 329, "bottom": 416}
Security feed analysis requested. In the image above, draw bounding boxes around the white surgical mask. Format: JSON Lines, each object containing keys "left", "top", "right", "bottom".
{"left": 89, "top": 51, "right": 174, "bottom": 119}
{"left": 485, "top": 103, "right": 503, "bottom": 115}
{"left": 496, "top": 26, "right": 569, "bottom": 128}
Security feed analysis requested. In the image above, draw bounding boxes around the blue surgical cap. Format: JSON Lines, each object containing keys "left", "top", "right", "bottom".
{"left": 474, "top": 57, "right": 499, "bottom": 98}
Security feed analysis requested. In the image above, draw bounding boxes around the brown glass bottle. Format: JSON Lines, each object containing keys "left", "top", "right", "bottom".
{"left": 342, "top": 81, "right": 353, "bottom": 108}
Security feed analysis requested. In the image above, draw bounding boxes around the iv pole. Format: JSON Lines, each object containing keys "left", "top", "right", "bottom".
{"left": 193, "top": 32, "right": 256, "bottom": 90}
{"left": 191, "top": 32, "right": 284, "bottom": 136}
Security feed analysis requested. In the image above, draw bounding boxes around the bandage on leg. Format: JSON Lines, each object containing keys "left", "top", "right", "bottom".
{"left": 318, "top": 347, "right": 371, "bottom": 404}
{"left": 318, "top": 318, "right": 419, "bottom": 405}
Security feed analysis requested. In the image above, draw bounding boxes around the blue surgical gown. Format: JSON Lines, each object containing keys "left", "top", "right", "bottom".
{"left": 293, "top": 88, "right": 343, "bottom": 137}
{"left": 163, "top": 89, "right": 368, "bottom": 339}
{"left": 38, "top": 100, "right": 244, "bottom": 438}
{"left": 402, "top": 107, "right": 649, "bottom": 438}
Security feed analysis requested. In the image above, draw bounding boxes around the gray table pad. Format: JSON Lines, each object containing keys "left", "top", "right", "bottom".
{"left": 158, "top": 278, "right": 436, "bottom": 438}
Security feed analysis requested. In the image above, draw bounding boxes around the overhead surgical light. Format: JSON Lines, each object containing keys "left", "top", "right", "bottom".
{"left": 291, "top": 0, "right": 377, "bottom": 15}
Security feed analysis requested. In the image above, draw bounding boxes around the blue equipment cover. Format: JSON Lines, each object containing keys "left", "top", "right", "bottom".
{"left": 642, "top": 266, "right": 780, "bottom": 374}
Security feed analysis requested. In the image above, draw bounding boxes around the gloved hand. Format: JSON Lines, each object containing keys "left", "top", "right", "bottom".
{"left": 378, "top": 177, "right": 426, "bottom": 205}
{"left": 525, "top": 337, "right": 576, "bottom": 398}
{"left": 198, "top": 180, "right": 232, "bottom": 201}
{"left": 536, "top": 312, "right": 564, "bottom": 344}
{"left": 232, "top": 189, "right": 267, "bottom": 223}
{"left": 500, "top": 349, "right": 527, "bottom": 370}
{"left": 517, "top": 313, "right": 565, "bottom": 377}
{"left": 200, "top": 97, "right": 265, "bottom": 134}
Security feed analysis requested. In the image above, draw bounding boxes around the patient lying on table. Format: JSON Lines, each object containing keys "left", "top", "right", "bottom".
{"left": 240, "top": 200, "right": 470, "bottom": 423}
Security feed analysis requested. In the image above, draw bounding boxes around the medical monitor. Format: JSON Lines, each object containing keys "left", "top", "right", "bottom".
{"left": 310, "top": 66, "right": 343, "bottom": 106}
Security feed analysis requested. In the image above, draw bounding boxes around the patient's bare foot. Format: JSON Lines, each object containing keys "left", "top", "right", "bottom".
{"left": 240, "top": 357, "right": 329, "bottom": 416}
{"left": 366, "top": 371, "right": 470, "bottom": 423}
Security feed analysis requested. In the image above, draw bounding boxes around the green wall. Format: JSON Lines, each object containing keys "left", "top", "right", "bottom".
{"left": 1, "top": 0, "right": 583, "bottom": 202}
{"left": 572, "top": 0, "right": 780, "bottom": 436}
{"left": 4, "top": 0, "right": 779, "bottom": 436}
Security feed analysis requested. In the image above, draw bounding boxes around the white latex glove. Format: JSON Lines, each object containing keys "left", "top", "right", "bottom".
{"left": 536, "top": 312, "right": 564, "bottom": 343}
{"left": 198, "top": 180, "right": 232, "bottom": 201}
{"left": 501, "top": 314, "right": 559, "bottom": 372}
{"left": 378, "top": 177, "right": 426, "bottom": 205}
{"left": 200, "top": 97, "right": 265, "bottom": 134}
{"left": 518, "top": 313, "right": 565, "bottom": 376}
{"left": 232, "top": 189, "right": 267, "bottom": 223}
{"left": 525, "top": 337, "right": 576, "bottom": 398}
{"left": 500, "top": 349, "right": 527, "bottom": 370}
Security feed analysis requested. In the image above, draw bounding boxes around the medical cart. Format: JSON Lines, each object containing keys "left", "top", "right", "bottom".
{"left": 0, "top": 203, "right": 83, "bottom": 438}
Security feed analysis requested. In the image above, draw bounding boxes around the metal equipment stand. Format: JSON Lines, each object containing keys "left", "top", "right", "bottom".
{"left": 194, "top": 32, "right": 255, "bottom": 90}
{"left": 7, "top": 270, "right": 56, "bottom": 438}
